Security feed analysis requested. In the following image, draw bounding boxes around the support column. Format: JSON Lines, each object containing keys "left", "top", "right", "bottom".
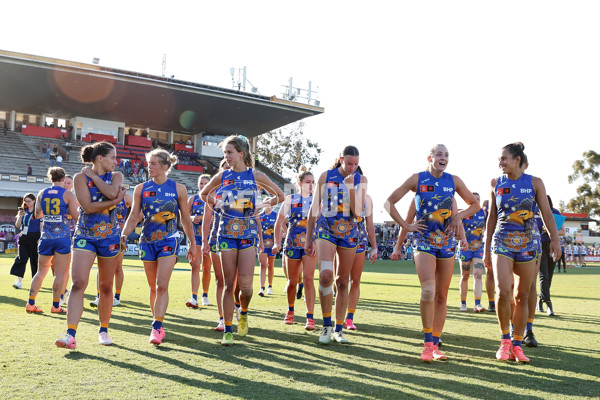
{"left": 40, "top": 114, "right": 46, "bottom": 127}
{"left": 169, "top": 130, "right": 174, "bottom": 146}
{"left": 194, "top": 132, "right": 202, "bottom": 156}
{"left": 9, "top": 110, "right": 15, "bottom": 131}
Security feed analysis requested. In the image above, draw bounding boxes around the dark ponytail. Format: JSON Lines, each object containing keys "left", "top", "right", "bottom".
{"left": 503, "top": 142, "right": 527, "bottom": 167}
{"left": 330, "top": 145, "right": 360, "bottom": 169}
{"left": 81, "top": 141, "right": 116, "bottom": 163}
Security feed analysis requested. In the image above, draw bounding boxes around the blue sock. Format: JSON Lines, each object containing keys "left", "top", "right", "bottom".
{"left": 323, "top": 316, "right": 332, "bottom": 326}
{"left": 152, "top": 320, "right": 163, "bottom": 330}
{"left": 52, "top": 299, "right": 60, "bottom": 308}
{"left": 261, "top": 286, "right": 265, "bottom": 291}
{"left": 298, "top": 283, "right": 304, "bottom": 289}
{"left": 240, "top": 309, "right": 248, "bottom": 316}
{"left": 424, "top": 331, "right": 433, "bottom": 343}
{"left": 114, "top": 292, "right": 121, "bottom": 301}
{"left": 461, "top": 300, "right": 467, "bottom": 306}
{"left": 225, "top": 324, "right": 233, "bottom": 333}
{"left": 489, "top": 300, "right": 495, "bottom": 308}
{"left": 28, "top": 298, "right": 35, "bottom": 306}
{"left": 346, "top": 312, "right": 354, "bottom": 320}
{"left": 202, "top": 293, "right": 208, "bottom": 298}
{"left": 60, "top": 293, "right": 64, "bottom": 300}
{"left": 268, "top": 285, "right": 272, "bottom": 289}
{"left": 501, "top": 332, "right": 511, "bottom": 340}
{"left": 306, "top": 313, "right": 313, "bottom": 320}
{"left": 288, "top": 305, "right": 294, "bottom": 312}
{"left": 99, "top": 326, "right": 108, "bottom": 334}
{"left": 526, "top": 322, "right": 533, "bottom": 331}
{"left": 192, "top": 293, "right": 198, "bottom": 301}
{"left": 475, "top": 299, "right": 481, "bottom": 306}
{"left": 513, "top": 339, "right": 523, "bottom": 348}
{"left": 67, "top": 328, "right": 76, "bottom": 337}
{"left": 335, "top": 323, "right": 343, "bottom": 332}
{"left": 433, "top": 335, "right": 440, "bottom": 346}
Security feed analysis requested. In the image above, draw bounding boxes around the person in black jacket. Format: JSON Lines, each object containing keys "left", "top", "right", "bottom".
{"left": 10, "top": 193, "right": 41, "bottom": 289}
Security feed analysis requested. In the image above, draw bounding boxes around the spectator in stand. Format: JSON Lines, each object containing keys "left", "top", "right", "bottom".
{"left": 27, "top": 164, "right": 33, "bottom": 176}
{"left": 45, "top": 144, "right": 51, "bottom": 160}
{"left": 56, "top": 154, "right": 63, "bottom": 167}
{"left": 3, "top": 120, "right": 7, "bottom": 135}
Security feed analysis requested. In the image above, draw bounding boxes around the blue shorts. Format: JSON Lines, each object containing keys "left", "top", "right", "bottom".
{"left": 262, "top": 246, "right": 275, "bottom": 257}
{"left": 414, "top": 234, "right": 456, "bottom": 259}
{"left": 139, "top": 237, "right": 180, "bottom": 261}
{"left": 493, "top": 245, "right": 538, "bottom": 263}
{"left": 285, "top": 248, "right": 306, "bottom": 260}
{"left": 73, "top": 236, "right": 120, "bottom": 258}
{"left": 218, "top": 237, "right": 257, "bottom": 252}
{"left": 356, "top": 243, "right": 367, "bottom": 254}
{"left": 459, "top": 248, "right": 483, "bottom": 262}
{"left": 38, "top": 237, "right": 71, "bottom": 256}
{"left": 315, "top": 227, "right": 357, "bottom": 249}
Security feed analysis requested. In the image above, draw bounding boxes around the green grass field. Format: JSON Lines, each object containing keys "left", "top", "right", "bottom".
{"left": 1, "top": 254, "right": 599, "bottom": 399}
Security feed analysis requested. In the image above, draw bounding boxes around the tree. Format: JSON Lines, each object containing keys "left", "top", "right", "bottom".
{"left": 567, "top": 150, "right": 600, "bottom": 220}
{"left": 256, "top": 121, "right": 322, "bottom": 181}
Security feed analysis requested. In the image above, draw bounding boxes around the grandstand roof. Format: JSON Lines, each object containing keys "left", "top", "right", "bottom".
{"left": 0, "top": 50, "right": 324, "bottom": 137}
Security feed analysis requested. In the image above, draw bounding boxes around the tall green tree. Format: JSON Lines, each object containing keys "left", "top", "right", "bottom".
{"left": 256, "top": 121, "right": 322, "bottom": 181}
{"left": 567, "top": 150, "right": 600, "bottom": 220}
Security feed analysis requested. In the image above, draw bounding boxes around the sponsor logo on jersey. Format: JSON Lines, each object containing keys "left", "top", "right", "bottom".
{"left": 87, "top": 180, "right": 95, "bottom": 188}
{"left": 497, "top": 188, "right": 511, "bottom": 195}
{"left": 109, "top": 244, "right": 119, "bottom": 251}
{"left": 44, "top": 215, "right": 63, "bottom": 223}
{"left": 143, "top": 191, "right": 157, "bottom": 198}
{"left": 162, "top": 246, "right": 173, "bottom": 252}
{"left": 327, "top": 182, "right": 340, "bottom": 188}
{"left": 223, "top": 179, "right": 235, "bottom": 186}
{"left": 520, "top": 188, "right": 533, "bottom": 194}
{"left": 292, "top": 202, "right": 302, "bottom": 208}
{"left": 193, "top": 201, "right": 202, "bottom": 206}
{"left": 48, "top": 189, "right": 58, "bottom": 194}
{"left": 165, "top": 192, "right": 176, "bottom": 197}
{"left": 420, "top": 185, "right": 435, "bottom": 192}
{"left": 241, "top": 239, "right": 253, "bottom": 245}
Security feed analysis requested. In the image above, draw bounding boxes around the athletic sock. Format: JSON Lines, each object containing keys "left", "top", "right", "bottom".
{"left": 261, "top": 286, "right": 265, "bottom": 291}
{"left": 461, "top": 299, "right": 467, "bottom": 306}
{"left": 306, "top": 312, "right": 314, "bottom": 320}
{"left": 288, "top": 304, "right": 294, "bottom": 312}
{"left": 433, "top": 332, "right": 442, "bottom": 346}
{"left": 219, "top": 314, "right": 224, "bottom": 321}
{"left": 526, "top": 319, "right": 533, "bottom": 331}
{"left": 28, "top": 296, "right": 36, "bottom": 306}
{"left": 513, "top": 335, "right": 523, "bottom": 348}
{"left": 335, "top": 320, "right": 343, "bottom": 332}
{"left": 114, "top": 291, "right": 121, "bottom": 301}
{"left": 52, "top": 298, "right": 60, "bottom": 308}
{"left": 67, "top": 324, "right": 77, "bottom": 338}
{"left": 225, "top": 321, "right": 233, "bottom": 333}
{"left": 489, "top": 300, "right": 495, "bottom": 308}
{"left": 424, "top": 328, "right": 433, "bottom": 343}
{"left": 99, "top": 322, "right": 108, "bottom": 334}
{"left": 346, "top": 308, "right": 355, "bottom": 321}
{"left": 501, "top": 330, "right": 511, "bottom": 340}
{"left": 202, "top": 292, "right": 208, "bottom": 298}
{"left": 475, "top": 298, "right": 481, "bottom": 306}
{"left": 152, "top": 317, "right": 164, "bottom": 330}
{"left": 240, "top": 308, "right": 248, "bottom": 316}
{"left": 323, "top": 312, "right": 332, "bottom": 326}
{"left": 192, "top": 292, "right": 198, "bottom": 301}
{"left": 60, "top": 291, "right": 64, "bottom": 301}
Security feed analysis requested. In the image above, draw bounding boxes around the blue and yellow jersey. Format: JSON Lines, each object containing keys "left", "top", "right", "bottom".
{"left": 462, "top": 208, "right": 486, "bottom": 251}
{"left": 259, "top": 210, "right": 277, "bottom": 249}
{"left": 40, "top": 186, "right": 71, "bottom": 240}
{"left": 208, "top": 186, "right": 225, "bottom": 244}
{"left": 493, "top": 173, "right": 537, "bottom": 252}
{"left": 115, "top": 198, "right": 130, "bottom": 230}
{"left": 286, "top": 193, "right": 313, "bottom": 249}
{"left": 414, "top": 170, "right": 455, "bottom": 249}
{"left": 317, "top": 168, "right": 361, "bottom": 238}
{"left": 355, "top": 205, "right": 368, "bottom": 248}
{"left": 75, "top": 172, "right": 120, "bottom": 240}
{"left": 218, "top": 168, "right": 258, "bottom": 240}
{"left": 191, "top": 194, "right": 205, "bottom": 241}
{"left": 139, "top": 179, "right": 179, "bottom": 244}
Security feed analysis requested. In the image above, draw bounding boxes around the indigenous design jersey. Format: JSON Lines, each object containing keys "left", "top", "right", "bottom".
{"left": 218, "top": 168, "right": 258, "bottom": 240}
{"left": 260, "top": 210, "right": 277, "bottom": 249}
{"left": 140, "top": 179, "right": 179, "bottom": 244}
{"left": 317, "top": 168, "right": 361, "bottom": 239}
{"left": 355, "top": 206, "right": 368, "bottom": 248}
{"left": 75, "top": 173, "right": 119, "bottom": 240}
{"left": 116, "top": 198, "right": 130, "bottom": 230}
{"left": 286, "top": 193, "right": 313, "bottom": 249}
{"left": 493, "top": 173, "right": 537, "bottom": 252}
{"left": 40, "top": 186, "right": 70, "bottom": 240}
{"left": 190, "top": 194, "right": 205, "bottom": 240}
{"left": 414, "top": 171, "right": 456, "bottom": 249}
{"left": 462, "top": 208, "right": 486, "bottom": 251}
